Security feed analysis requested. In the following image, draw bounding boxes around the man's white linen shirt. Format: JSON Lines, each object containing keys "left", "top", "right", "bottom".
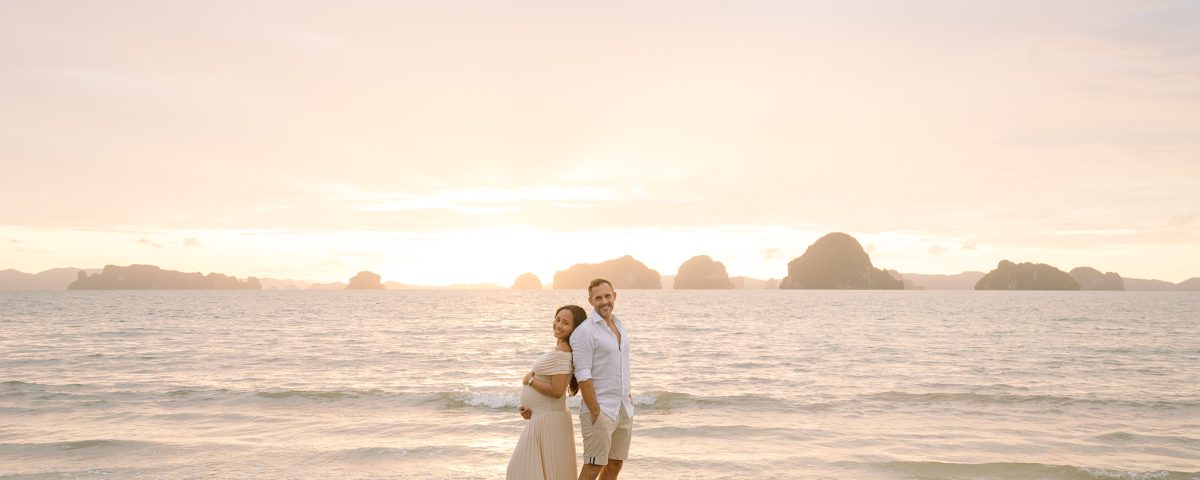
{"left": 569, "top": 310, "right": 633, "bottom": 422}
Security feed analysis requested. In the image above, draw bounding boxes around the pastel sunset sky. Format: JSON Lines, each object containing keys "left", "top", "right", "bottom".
{"left": 2, "top": 1, "right": 1198, "bottom": 285}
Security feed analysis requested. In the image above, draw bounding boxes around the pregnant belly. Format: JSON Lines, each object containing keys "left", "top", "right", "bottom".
{"left": 519, "top": 385, "right": 566, "bottom": 413}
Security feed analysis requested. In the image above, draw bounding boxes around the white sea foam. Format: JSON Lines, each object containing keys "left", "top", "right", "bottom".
{"left": 454, "top": 390, "right": 660, "bottom": 410}
{"left": 1077, "top": 467, "right": 1174, "bottom": 480}
{"left": 458, "top": 391, "right": 521, "bottom": 409}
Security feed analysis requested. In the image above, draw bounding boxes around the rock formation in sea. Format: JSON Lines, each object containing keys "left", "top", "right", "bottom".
{"left": 975, "top": 260, "right": 1081, "bottom": 290}
{"left": 1177, "top": 278, "right": 1200, "bottom": 291}
{"left": 673, "top": 256, "right": 734, "bottom": 289}
{"left": 552, "top": 255, "right": 663, "bottom": 289}
{"left": 346, "top": 271, "right": 385, "bottom": 290}
{"left": 778, "top": 233, "right": 903, "bottom": 289}
{"left": 512, "top": 273, "right": 543, "bottom": 290}
{"left": 0, "top": 267, "right": 100, "bottom": 290}
{"left": 884, "top": 269, "right": 921, "bottom": 290}
{"left": 68, "top": 265, "right": 261, "bottom": 290}
{"left": 1068, "top": 267, "right": 1124, "bottom": 290}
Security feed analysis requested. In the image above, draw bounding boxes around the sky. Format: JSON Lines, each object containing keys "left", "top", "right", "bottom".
{"left": 2, "top": 1, "right": 1198, "bottom": 285}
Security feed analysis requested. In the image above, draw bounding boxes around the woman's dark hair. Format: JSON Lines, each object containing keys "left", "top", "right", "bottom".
{"left": 556, "top": 304, "right": 588, "bottom": 397}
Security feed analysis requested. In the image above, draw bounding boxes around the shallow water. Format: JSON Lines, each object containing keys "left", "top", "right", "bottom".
{"left": 1, "top": 290, "right": 1197, "bottom": 479}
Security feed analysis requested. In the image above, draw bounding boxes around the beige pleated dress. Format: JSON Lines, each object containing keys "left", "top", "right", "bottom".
{"left": 506, "top": 350, "right": 577, "bottom": 480}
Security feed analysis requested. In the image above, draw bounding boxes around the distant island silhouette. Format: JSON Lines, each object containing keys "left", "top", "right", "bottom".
{"left": 1069, "top": 267, "right": 1124, "bottom": 290}
{"left": 674, "top": 255, "right": 734, "bottom": 289}
{"left": 780, "top": 232, "right": 903, "bottom": 290}
{"left": 552, "top": 255, "right": 663, "bottom": 289}
{"left": 346, "top": 271, "right": 385, "bottom": 290}
{"left": 68, "top": 265, "right": 261, "bottom": 290}
{"left": 1122, "top": 278, "right": 1177, "bottom": 291}
{"left": 511, "top": 273, "right": 543, "bottom": 290}
{"left": 975, "top": 261, "right": 1080, "bottom": 290}
{"left": 0, "top": 267, "right": 100, "bottom": 291}
{"left": 4, "top": 231, "right": 1198, "bottom": 291}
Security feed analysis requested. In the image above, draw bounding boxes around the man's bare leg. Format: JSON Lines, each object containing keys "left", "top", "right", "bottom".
{"left": 579, "top": 464, "right": 603, "bottom": 480}
{"left": 600, "top": 459, "right": 623, "bottom": 480}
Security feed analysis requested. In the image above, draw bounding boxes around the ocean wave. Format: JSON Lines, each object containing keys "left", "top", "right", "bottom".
{"left": 637, "top": 424, "right": 802, "bottom": 439}
{"left": 327, "top": 445, "right": 473, "bottom": 461}
{"left": 867, "top": 391, "right": 1081, "bottom": 405}
{"left": 437, "top": 389, "right": 755, "bottom": 411}
{"left": 254, "top": 389, "right": 382, "bottom": 401}
{"left": 730, "top": 361, "right": 772, "bottom": 369}
{"left": 876, "top": 461, "right": 1198, "bottom": 480}
{"left": 0, "top": 380, "right": 67, "bottom": 396}
{"left": 437, "top": 389, "right": 716, "bottom": 410}
{"left": 405, "top": 389, "right": 801, "bottom": 412}
{"left": 1091, "top": 431, "right": 1200, "bottom": 448}
{"left": 633, "top": 390, "right": 815, "bottom": 411}
{"left": 439, "top": 391, "right": 523, "bottom": 409}
{"left": 0, "top": 439, "right": 159, "bottom": 454}
{"left": 862, "top": 391, "right": 1200, "bottom": 409}
{"left": 1, "top": 383, "right": 413, "bottom": 406}
{"left": 3, "top": 383, "right": 540, "bottom": 408}
{"left": 61, "top": 439, "right": 123, "bottom": 450}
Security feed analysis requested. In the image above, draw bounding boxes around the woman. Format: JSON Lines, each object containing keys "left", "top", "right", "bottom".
{"left": 506, "top": 304, "right": 587, "bottom": 480}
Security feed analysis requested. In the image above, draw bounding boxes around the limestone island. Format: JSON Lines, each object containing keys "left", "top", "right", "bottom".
{"left": 346, "top": 271, "right": 385, "bottom": 289}
{"left": 552, "top": 255, "right": 662, "bottom": 289}
{"left": 975, "top": 260, "right": 1080, "bottom": 290}
{"left": 1069, "top": 267, "right": 1124, "bottom": 290}
{"left": 512, "top": 273, "right": 543, "bottom": 290}
{"left": 673, "top": 255, "right": 734, "bottom": 289}
{"left": 68, "top": 264, "right": 261, "bottom": 290}
{"left": 779, "top": 233, "right": 903, "bottom": 289}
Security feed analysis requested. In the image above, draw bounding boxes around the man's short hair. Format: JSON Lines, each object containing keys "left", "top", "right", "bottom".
{"left": 588, "top": 278, "right": 613, "bottom": 296}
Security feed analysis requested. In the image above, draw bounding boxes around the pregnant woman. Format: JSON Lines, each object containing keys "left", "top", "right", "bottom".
{"left": 506, "top": 304, "right": 587, "bottom": 480}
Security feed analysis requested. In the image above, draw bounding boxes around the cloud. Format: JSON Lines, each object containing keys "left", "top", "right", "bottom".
{"left": 961, "top": 241, "right": 977, "bottom": 251}
{"left": 929, "top": 245, "right": 948, "bottom": 255}
{"left": 135, "top": 238, "right": 163, "bottom": 249}
{"left": 1043, "top": 229, "right": 1141, "bottom": 236}
{"left": 350, "top": 186, "right": 620, "bottom": 214}
{"left": 183, "top": 238, "right": 201, "bottom": 247}
{"left": 3, "top": 238, "right": 21, "bottom": 244}
{"left": 863, "top": 243, "right": 876, "bottom": 253}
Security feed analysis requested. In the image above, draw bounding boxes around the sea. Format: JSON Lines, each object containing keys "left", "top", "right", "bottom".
{"left": 1, "top": 290, "right": 1197, "bottom": 479}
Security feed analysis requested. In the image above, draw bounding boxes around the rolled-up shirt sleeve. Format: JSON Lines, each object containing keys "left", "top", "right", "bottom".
{"left": 570, "top": 328, "right": 593, "bottom": 382}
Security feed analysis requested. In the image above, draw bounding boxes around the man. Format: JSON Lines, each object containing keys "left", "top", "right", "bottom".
{"left": 570, "top": 278, "right": 633, "bottom": 480}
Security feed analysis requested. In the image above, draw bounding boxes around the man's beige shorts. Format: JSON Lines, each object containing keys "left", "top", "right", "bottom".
{"left": 579, "top": 404, "right": 632, "bottom": 466}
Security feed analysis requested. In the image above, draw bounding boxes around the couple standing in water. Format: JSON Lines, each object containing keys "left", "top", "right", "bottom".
{"left": 507, "top": 278, "right": 634, "bottom": 480}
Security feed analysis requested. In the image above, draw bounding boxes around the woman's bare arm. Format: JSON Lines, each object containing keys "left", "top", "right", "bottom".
{"left": 529, "top": 373, "right": 570, "bottom": 399}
